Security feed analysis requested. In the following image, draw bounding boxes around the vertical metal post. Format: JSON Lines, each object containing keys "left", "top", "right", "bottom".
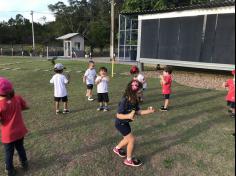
{"left": 118, "top": 14, "right": 121, "bottom": 61}
{"left": 110, "top": 0, "right": 115, "bottom": 61}
{"left": 47, "top": 46, "right": 49, "bottom": 59}
{"left": 0, "top": 48, "right": 2, "bottom": 56}
{"left": 31, "top": 11, "right": 35, "bottom": 51}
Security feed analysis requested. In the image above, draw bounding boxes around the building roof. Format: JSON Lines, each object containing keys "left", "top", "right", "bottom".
{"left": 121, "top": 0, "right": 235, "bottom": 15}
{"left": 56, "top": 33, "right": 83, "bottom": 40}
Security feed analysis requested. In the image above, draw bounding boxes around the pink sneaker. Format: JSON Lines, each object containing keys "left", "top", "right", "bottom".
{"left": 124, "top": 158, "right": 142, "bottom": 167}
{"left": 113, "top": 148, "right": 126, "bottom": 158}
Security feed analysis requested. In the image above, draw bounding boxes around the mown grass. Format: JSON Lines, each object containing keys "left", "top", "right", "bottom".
{"left": 0, "top": 57, "right": 235, "bottom": 176}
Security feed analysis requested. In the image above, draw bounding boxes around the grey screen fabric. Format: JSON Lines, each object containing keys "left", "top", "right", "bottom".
{"left": 140, "top": 13, "right": 235, "bottom": 65}
{"left": 140, "top": 19, "right": 159, "bottom": 58}
{"left": 212, "top": 14, "right": 235, "bottom": 64}
{"left": 178, "top": 16, "right": 204, "bottom": 61}
{"left": 158, "top": 18, "right": 180, "bottom": 60}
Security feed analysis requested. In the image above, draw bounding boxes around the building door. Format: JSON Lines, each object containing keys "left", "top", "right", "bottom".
{"left": 64, "top": 41, "right": 71, "bottom": 57}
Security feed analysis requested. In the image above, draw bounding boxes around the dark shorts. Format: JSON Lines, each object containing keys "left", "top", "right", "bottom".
{"left": 54, "top": 96, "right": 68, "bottom": 102}
{"left": 227, "top": 101, "right": 235, "bottom": 108}
{"left": 87, "top": 84, "right": 94, "bottom": 90}
{"left": 115, "top": 119, "right": 131, "bottom": 137}
{"left": 97, "top": 93, "right": 109, "bottom": 103}
{"left": 163, "top": 94, "right": 170, "bottom": 100}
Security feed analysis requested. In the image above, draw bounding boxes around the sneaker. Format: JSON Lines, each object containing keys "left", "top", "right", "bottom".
{"left": 113, "top": 148, "right": 126, "bottom": 158}
{"left": 56, "top": 110, "right": 60, "bottom": 115}
{"left": 103, "top": 107, "right": 109, "bottom": 112}
{"left": 22, "top": 161, "right": 29, "bottom": 171}
{"left": 160, "top": 107, "right": 168, "bottom": 112}
{"left": 97, "top": 107, "right": 103, "bottom": 111}
{"left": 124, "top": 158, "right": 142, "bottom": 167}
{"left": 88, "top": 97, "right": 95, "bottom": 101}
{"left": 63, "top": 109, "right": 70, "bottom": 114}
{"left": 5, "top": 169, "right": 16, "bottom": 176}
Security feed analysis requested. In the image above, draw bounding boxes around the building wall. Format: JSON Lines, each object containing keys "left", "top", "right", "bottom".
{"left": 137, "top": 6, "right": 235, "bottom": 70}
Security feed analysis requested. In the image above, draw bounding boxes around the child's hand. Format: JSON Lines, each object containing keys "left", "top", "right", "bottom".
{"left": 148, "top": 107, "right": 156, "bottom": 113}
{"left": 129, "top": 110, "right": 136, "bottom": 121}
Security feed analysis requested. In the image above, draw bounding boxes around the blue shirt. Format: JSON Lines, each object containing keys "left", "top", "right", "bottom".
{"left": 116, "top": 97, "right": 140, "bottom": 123}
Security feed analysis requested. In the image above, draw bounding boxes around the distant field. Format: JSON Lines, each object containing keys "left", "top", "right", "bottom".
{"left": 0, "top": 57, "right": 235, "bottom": 176}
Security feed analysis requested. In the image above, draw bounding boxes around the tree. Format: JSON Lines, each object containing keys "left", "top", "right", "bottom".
{"left": 123, "top": 0, "right": 217, "bottom": 11}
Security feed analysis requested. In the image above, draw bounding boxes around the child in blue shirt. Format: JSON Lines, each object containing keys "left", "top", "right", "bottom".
{"left": 113, "top": 80, "right": 156, "bottom": 167}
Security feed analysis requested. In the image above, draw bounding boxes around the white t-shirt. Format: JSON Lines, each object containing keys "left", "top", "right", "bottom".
{"left": 137, "top": 73, "right": 147, "bottom": 89}
{"left": 84, "top": 68, "right": 97, "bottom": 85}
{"left": 96, "top": 76, "right": 109, "bottom": 93}
{"left": 50, "top": 74, "right": 69, "bottom": 97}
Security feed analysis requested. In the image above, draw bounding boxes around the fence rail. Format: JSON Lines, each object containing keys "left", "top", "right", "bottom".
{"left": 0, "top": 45, "right": 63, "bottom": 58}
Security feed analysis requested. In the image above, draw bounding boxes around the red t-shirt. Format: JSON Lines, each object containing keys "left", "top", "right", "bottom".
{"left": 225, "top": 79, "right": 235, "bottom": 102}
{"left": 0, "top": 95, "right": 28, "bottom": 144}
{"left": 161, "top": 75, "right": 173, "bottom": 95}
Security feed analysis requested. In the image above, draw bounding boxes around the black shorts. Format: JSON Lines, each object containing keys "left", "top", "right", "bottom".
{"left": 163, "top": 94, "right": 170, "bottom": 100}
{"left": 115, "top": 119, "right": 131, "bottom": 137}
{"left": 87, "top": 84, "right": 94, "bottom": 90}
{"left": 54, "top": 96, "right": 68, "bottom": 102}
{"left": 227, "top": 101, "right": 235, "bottom": 109}
{"left": 97, "top": 93, "right": 109, "bottom": 103}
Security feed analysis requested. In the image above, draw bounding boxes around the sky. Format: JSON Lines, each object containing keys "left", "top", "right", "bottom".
{"left": 0, "top": 0, "right": 68, "bottom": 23}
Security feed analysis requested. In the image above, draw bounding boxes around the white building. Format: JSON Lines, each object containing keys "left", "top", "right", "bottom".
{"left": 57, "top": 33, "right": 85, "bottom": 58}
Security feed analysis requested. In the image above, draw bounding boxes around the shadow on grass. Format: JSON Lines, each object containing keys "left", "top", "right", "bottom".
{"left": 139, "top": 115, "right": 226, "bottom": 164}
{"left": 27, "top": 103, "right": 224, "bottom": 174}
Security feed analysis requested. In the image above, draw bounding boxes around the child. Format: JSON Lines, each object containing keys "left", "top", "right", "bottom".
{"left": 223, "top": 69, "right": 235, "bottom": 118}
{"left": 113, "top": 80, "right": 155, "bottom": 167}
{"left": 160, "top": 66, "right": 173, "bottom": 112}
{"left": 95, "top": 67, "right": 110, "bottom": 112}
{"left": 130, "top": 66, "right": 147, "bottom": 102}
{"left": 50, "top": 63, "right": 70, "bottom": 114}
{"left": 0, "top": 77, "right": 29, "bottom": 176}
{"left": 83, "top": 61, "right": 97, "bottom": 101}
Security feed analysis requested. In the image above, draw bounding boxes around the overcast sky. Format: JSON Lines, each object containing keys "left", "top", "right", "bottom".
{"left": 0, "top": 0, "right": 68, "bottom": 23}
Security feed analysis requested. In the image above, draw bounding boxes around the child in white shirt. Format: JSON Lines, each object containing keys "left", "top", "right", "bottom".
{"left": 50, "top": 63, "right": 70, "bottom": 114}
{"left": 130, "top": 65, "right": 147, "bottom": 102}
{"left": 95, "top": 67, "right": 109, "bottom": 112}
{"left": 83, "top": 61, "right": 97, "bottom": 101}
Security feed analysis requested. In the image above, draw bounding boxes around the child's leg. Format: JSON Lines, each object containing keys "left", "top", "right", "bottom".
{"left": 164, "top": 99, "right": 169, "bottom": 108}
{"left": 88, "top": 89, "right": 92, "bottom": 98}
{"left": 116, "top": 137, "right": 129, "bottom": 149}
{"left": 125, "top": 134, "right": 135, "bottom": 160}
{"left": 14, "top": 138, "right": 28, "bottom": 165}
{"left": 4, "top": 142, "right": 15, "bottom": 171}
{"left": 55, "top": 101, "right": 60, "bottom": 111}
{"left": 64, "top": 102, "right": 68, "bottom": 110}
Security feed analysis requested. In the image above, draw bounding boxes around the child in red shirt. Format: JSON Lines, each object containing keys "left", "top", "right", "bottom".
{"left": 0, "top": 77, "right": 29, "bottom": 176}
{"left": 223, "top": 70, "right": 235, "bottom": 118}
{"left": 160, "top": 66, "right": 173, "bottom": 111}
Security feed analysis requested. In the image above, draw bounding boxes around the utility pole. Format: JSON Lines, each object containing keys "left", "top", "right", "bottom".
{"left": 110, "top": 0, "right": 115, "bottom": 61}
{"left": 31, "top": 11, "right": 35, "bottom": 51}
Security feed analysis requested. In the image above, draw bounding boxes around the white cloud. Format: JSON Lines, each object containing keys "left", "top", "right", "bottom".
{"left": 0, "top": 0, "right": 68, "bottom": 22}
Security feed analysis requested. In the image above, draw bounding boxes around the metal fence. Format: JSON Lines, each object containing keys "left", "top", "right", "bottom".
{"left": 0, "top": 45, "right": 63, "bottom": 58}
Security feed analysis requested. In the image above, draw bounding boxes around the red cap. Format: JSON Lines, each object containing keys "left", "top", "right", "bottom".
{"left": 232, "top": 69, "right": 235, "bottom": 75}
{"left": 130, "top": 66, "right": 139, "bottom": 74}
{"left": 0, "top": 77, "right": 13, "bottom": 96}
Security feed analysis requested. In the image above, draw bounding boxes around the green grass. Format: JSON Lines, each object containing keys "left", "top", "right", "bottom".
{"left": 0, "top": 57, "right": 235, "bottom": 176}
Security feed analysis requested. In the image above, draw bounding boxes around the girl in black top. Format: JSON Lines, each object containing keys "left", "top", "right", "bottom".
{"left": 113, "top": 80, "right": 156, "bottom": 167}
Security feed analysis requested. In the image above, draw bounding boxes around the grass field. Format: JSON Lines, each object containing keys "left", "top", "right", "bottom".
{"left": 0, "top": 57, "right": 235, "bottom": 176}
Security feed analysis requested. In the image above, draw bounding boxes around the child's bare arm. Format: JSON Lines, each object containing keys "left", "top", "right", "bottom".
{"left": 137, "top": 108, "right": 156, "bottom": 116}
{"left": 83, "top": 76, "right": 86, "bottom": 83}
{"left": 117, "top": 111, "right": 135, "bottom": 121}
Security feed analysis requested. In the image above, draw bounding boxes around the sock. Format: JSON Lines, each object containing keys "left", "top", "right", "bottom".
{"left": 127, "top": 157, "right": 132, "bottom": 161}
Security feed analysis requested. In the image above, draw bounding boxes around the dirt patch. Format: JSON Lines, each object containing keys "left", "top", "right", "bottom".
{"left": 122, "top": 69, "right": 232, "bottom": 90}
